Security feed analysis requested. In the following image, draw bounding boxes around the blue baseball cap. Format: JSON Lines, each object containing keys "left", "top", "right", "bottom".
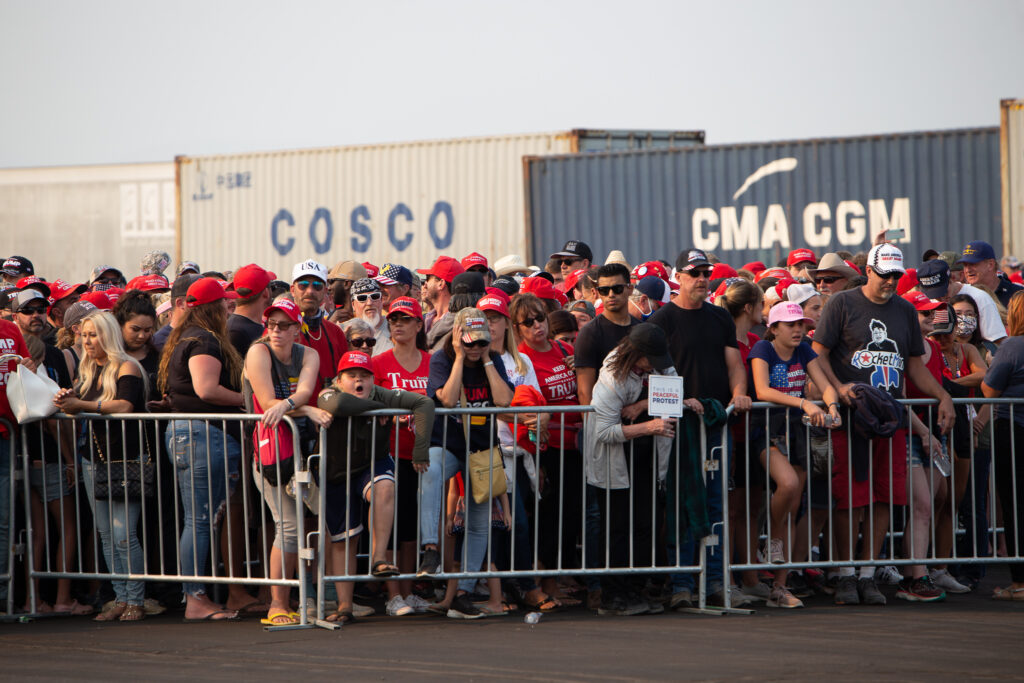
{"left": 957, "top": 241, "right": 996, "bottom": 264}
{"left": 916, "top": 259, "right": 950, "bottom": 299}
{"left": 375, "top": 263, "right": 413, "bottom": 287}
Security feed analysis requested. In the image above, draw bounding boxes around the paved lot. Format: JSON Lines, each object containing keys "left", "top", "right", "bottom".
{"left": 4, "top": 579, "right": 1024, "bottom": 682}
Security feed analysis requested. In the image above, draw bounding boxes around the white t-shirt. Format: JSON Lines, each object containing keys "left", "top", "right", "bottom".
{"left": 958, "top": 283, "right": 1006, "bottom": 343}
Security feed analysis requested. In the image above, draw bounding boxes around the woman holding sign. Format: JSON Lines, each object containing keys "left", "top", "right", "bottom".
{"left": 583, "top": 323, "right": 679, "bottom": 616}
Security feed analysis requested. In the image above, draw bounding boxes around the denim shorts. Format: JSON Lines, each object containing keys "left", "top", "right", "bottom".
{"left": 324, "top": 456, "right": 395, "bottom": 542}
{"left": 29, "top": 462, "right": 73, "bottom": 502}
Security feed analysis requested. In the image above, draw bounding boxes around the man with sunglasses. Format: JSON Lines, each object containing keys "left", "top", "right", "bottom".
{"left": 88, "top": 264, "right": 126, "bottom": 292}
{"left": 291, "top": 259, "right": 348, "bottom": 394}
{"left": 351, "top": 278, "right": 392, "bottom": 356}
{"left": 574, "top": 263, "right": 637, "bottom": 406}
{"left": 549, "top": 240, "right": 593, "bottom": 281}
{"left": 807, "top": 252, "right": 859, "bottom": 296}
{"left": 812, "top": 243, "right": 954, "bottom": 606}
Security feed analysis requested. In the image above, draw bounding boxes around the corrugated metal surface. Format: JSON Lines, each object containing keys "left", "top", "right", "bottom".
{"left": 525, "top": 128, "right": 1001, "bottom": 270}
{"left": 1002, "top": 99, "right": 1024, "bottom": 257}
{"left": 177, "top": 130, "right": 703, "bottom": 275}
{"left": 0, "top": 163, "right": 176, "bottom": 283}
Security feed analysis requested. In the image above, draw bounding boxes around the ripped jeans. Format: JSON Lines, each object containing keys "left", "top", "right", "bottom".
{"left": 166, "top": 420, "right": 240, "bottom": 597}
{"left": 83, "top": 460, "right": 145, "bottom": 606}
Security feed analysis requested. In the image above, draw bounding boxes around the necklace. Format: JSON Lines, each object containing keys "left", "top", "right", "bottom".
{"left": 305, "top": 326, "right": 322, "bottom": 342}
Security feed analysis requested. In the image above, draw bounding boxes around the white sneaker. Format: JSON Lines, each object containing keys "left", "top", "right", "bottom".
{"left": 768, "top": 538, "right": 785, "bottom": 564}
{"left": 386, "top": 595, "right": 414, "bottom": 616}
{"left": 874, "top": 565, "right": 902, "bottom": 586}
{"left": 929, "top": 569, "right": 971, "bottom": 594}
{"left": 404, "top": 594, "right": 433, "bottom": 613}
{"left": 740, "top": 581, "right": 771, "bottom": 602}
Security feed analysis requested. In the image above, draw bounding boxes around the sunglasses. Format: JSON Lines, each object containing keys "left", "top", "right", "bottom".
{"left": 559, "top": 258, "right": 583, "bottom": 267}
{"left": 387, "top": 314, "right": 417, "bottom": 324}
{"left": 871, "top": 268, "right": 901, "bottom": 281}
{"left": 683, "top": 268, "right": 712, "bottom": 278}
{"left": 596, "top": 284, "right": 628, "bottom": 296}
{"left": 517, "top": 314, "right": 546, "bottom": 327}
{"left": 464, "top": 339, "right": 490, "bottom": 348}
{"left": 94, "top": 277, "right": 120, "bottom": 285}
{"left": 349, "top": 337, "right": 377, "bottom": 348}
{"left": 266, "top": 320, "right": 299, "bottom": 331}
{"left": 354, "top": 292, "right": 382, "bottom": 302}
{"left": 918, "top": 310, "right": 935, "bottom": 318}
{"left": 295, "top": 280, "right": 325, "bottom": 291}
{"left": 815, "top": 276, "right": 843, "bottom": 284}
{"left": 19, "top": 306, "right": 48, "bottom": 316}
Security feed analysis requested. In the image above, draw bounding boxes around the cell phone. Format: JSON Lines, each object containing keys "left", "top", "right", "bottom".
{"left": 885, "top": 228, "right": 906, "bottom": 241}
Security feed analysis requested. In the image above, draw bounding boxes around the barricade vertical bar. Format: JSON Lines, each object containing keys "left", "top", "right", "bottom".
{"left": 1, "top": 418, "right": 15, "bottom": 617}
{"left": 21, "top": 424, "right": 37, "bottom": 614}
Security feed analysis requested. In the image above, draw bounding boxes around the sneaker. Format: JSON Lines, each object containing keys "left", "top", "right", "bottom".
{"left": 768, "top": 538, "right": 785, "bottom": 564}
{"left": 403, "top": 594, "right": 433, "bottom": 614}
{"left": 416, "top": 548, "right": 441, "bottom": 577}
{"left": 804, "top": 568, "right": 826, "bottom": 593}
{"left": 929, "top": 569, "right": 970, "bottom": 594}
{"left": 446, "top": 594, "right": 485, "bottom": 620}
{"left": 786, "top": 572, "right": 814, "bottom": 598}
{"left": 352, "top": 602, "right": 376, "bottom": 618}
{"left": 874, "top": 565, "right": 902, "bottom": 586}
{"left": 708, "top": 587, "right": 752, "bottom": 608}
{"left": 897, "top": 576, "right": 946, "bottom": 602}
{"left": 740, "top": 581, "right": 771, "bottom": 602}
{"left": 668, "top": 589, "right": 693, "bottom": 611}
{"left": 767, "top": 584, "right": 804, "bottom": 609}
{"left": 834, "top": 575, "right": 860, "bottom": 605}
{"left": 857, "top": 577, "right": 886, "bottom": 605}
{"left": 646, "top": 600, "right": 665, "bottom": 615}
{"left": 386, "top": 595, "right": 414, "bottom": 616}
{"left": 597, "top": 595, "right": 648, "bottom": 616}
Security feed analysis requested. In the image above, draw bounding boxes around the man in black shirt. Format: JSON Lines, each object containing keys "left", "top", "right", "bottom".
{"left": 574, "top": 263, "right": 637, "bottom": 406}
{"left": 227, "top": 264, "right": 274, "bottom": 356}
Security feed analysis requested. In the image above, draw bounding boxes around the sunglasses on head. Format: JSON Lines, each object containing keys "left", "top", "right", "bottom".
{"left": 559, "top": 258, "right": 582, "bottom": 267}
{"left": 517, "top": 314, "right": 546, "bottom": 327}
{"left": 354, "top": 292, "right": 382, "bottom": 302}
{"left": 816, "top": 276, "right": 843, "bottom": 284}
{"left": 295, "top": 280, "right": 325, "bottom": 291}
{"left": 871, "top": 268, "right": 901, "bottom": 281}
{"left": 266, "top": 320, "right": 299, "bottom": 331}
{"left": 19, "top": 306, "right": 47, "bottom": 315}
{"left": 596, "top": 284, "right": 628, "bottom": 296}
{"left": 464, "top": 339, "right": 490, "bottom": 348}
{"left": 349, "top": 337, "right": 377, "bottom": 348}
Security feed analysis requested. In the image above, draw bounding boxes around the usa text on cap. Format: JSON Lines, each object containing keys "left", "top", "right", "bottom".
{"left": 291, "top": 259, "right": 329, "bottom": 283}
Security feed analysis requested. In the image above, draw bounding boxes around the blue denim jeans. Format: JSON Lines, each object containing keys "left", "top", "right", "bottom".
{"left": 419, "top": 446, "right": 489, "bottom": 593}
{"left": 0, "top": 438, "right": 11, "bottom": 604}
{"left": 83, "top": 460, "right": 145, "bottom": 605}
{"left": 166, "top": 420, "right": 240, "bottom": 597}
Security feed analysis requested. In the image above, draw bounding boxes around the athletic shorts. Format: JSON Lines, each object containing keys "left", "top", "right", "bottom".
{"left": 324, "top": 456, "right": 395, "bottom": 542}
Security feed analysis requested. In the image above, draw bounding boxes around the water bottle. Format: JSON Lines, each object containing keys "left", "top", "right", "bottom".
{"left": 931, "top": 445, "right": 951, "bottom": 477}
{"left": 524, "top": 611, "right": 542, "bottom": 625}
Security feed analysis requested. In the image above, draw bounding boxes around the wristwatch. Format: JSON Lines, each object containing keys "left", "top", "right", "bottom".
{"left": 286, "top": 397, "right": 297, "bottom": 410}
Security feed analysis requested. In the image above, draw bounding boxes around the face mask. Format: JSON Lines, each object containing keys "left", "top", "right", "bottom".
{"left": 955, "top": 314, "right": 977, "bottom": 338}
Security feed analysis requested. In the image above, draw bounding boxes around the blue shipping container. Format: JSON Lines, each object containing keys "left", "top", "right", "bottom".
{"left": 525, "top": 128, "right": 1001, "bottom": 270}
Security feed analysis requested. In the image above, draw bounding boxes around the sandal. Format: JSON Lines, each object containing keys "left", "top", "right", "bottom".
{"left": 261, "top": 610, "right": 301, "bottom": 626}
{"left": 325, "top": 609, "right": 355, "bottom": 624}
{"left": 474, "top": 603, "right": 512, "bottom": 617}
{"left": 94, "top": 602, "right": 127, "bottom": 622}
{"left": 371, "top": 560, "right": 400, "bottom": 578}
{"left": 54, "top": 599, "right": 94, "bottom": 616}
{"left": 992, "top": 586, "right": 1024, "bottom": 601}
{"left": 119, "top": 605, "right": 145, "bottom": 622}
{"left": 523, "top": 595, "right": 561, "bottom": 613}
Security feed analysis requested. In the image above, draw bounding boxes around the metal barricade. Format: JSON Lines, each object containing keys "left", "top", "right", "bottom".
{"left": 16, "top": 412, "right": 322, "bottom": 630}
{"left": 1, "top": 417, "right": 16, "bottom": 617}
{"left": 723, "top": 397, "right": 1024, "bottom": 605}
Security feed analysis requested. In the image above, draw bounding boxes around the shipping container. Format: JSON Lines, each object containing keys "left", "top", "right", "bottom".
{"left": 525, "top": 128, "right": 1001, "bottom": 271}
{"left": 176, "top": 129, "right": 703, "bottom": 275}
{"left": 1002, "top": 99, "right": 1024, "bottom": 258}
{"left": 0, "top": 163, "right": 176, "bottom": 284}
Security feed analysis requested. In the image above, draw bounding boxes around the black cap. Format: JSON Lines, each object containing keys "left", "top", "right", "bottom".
{"left": 675, "top": 249, "right": 711, "bottom": 272}
{"left": 916, "top": 259, "right": 950, "bottom": 299}
{"left": 451, "top": 271, "right": 486, "bottom": 295}
{"left": 1, "top": 256, "right": 33, "bottom": 277}
{"left": 629, "top": 323, "right": 675, "bottom": 373}
{"left": 921, "top": 249, "right": 940, "bottom": 262}
{"left": 490, "top": 275, "right": 520, "bottom": 297}
{"left": 171, "top": 273, "right": 201, "bottom": 299}
{"left": 928, "top": 303, "right": 956, "bottom": 336}
{"left": 549, "top": 240, "right": 593, "bottom": 263}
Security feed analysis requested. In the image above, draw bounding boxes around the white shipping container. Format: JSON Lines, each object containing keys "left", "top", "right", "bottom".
{"left": 1002, "top": 98, "right": 1024, "bottom": 258}
{"left": 0, "top": 163, "right": 176, "bottom": 284}
{"left": 176, "top": 130, "right": 702, "bottom": 276}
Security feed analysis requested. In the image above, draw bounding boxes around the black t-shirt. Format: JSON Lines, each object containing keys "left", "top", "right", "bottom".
{"left": 994, "top": 275, "right": 1024, "bottom": 309}
{"left": 814, "top": 287, "right": 924, "bottom": 398}
{"left": 574, "top": 314, "right": 638, "bottom": 370}
{"left": 81, "top": 373, "right": 147, "bottom": 461}
{"left": 649, "top": 302, "right": 737, "bottom": 404}
{"left": 166, "top": 326, "right": 240, "bottom": 414}
{"left": 228, "top": 314, "right": 265, "bottom": 357}
{"left": 426, "top": 349, "right": 513, "bottom": 454}
{"left": 138, "top": 347, "right": 160, "bottom": 402}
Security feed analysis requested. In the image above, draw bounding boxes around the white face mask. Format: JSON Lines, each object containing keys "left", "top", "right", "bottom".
{"left": 955, "top": 313, "right": 978, "bottom": 337}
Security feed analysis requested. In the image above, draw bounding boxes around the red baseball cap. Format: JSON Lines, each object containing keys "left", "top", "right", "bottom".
{"left": 561, "top": 268, "right": 587, "bottom": 292}
{"left": 105, "top": 287, "right": 125, "bottom": 304}
{"left": 186, "top": 277, "right": 239, "bottom": 308}
{"left": 844, "top": 260, "right": 862, "bottom": 276}
{"left": 787, "top": 249, "right": 817, "bottom": 267}
{"left": 17, "top": 276, "right": 51, "bottom": 298}
{"left": 477, "top": 292, "right": 510, "bottom": 318}
{"left": 897, "top": 268, "right": 919, "bottom": 296}
{"left": 336, "top": 350, "right": 373, "bottom": 374}
{"left": 742, "top": 261, "right": 767, "bottom": 275}
{"left": 710, "top": 263, "right": 737, "bottom": 280}
{"left": 80, "top": 290, "right": 113, "bottom": 310}
{"left": 757, "top": 267, "right": 791, "bottom": 282}
{"left": 49, "top": 279, "right": 87, "bottom": 302}
{"left": 461, "top": 252, "right": 488, "bottom": 271}
{"left": 632, "top": 261, "right": 669, "bottom": 282}
{"left": 520, "top": 276, "right": 568, "bottom": 306}
{"left": 126, "top": 274, "right": 171, "bottom": 293}
{"left": 386, "top": 296, "right": 423, "bottom": 320}
{"left": 902, "top": 290, "right": 942, "bottom": 311}
{"left": 230, "top": 264, "right": 276, "bottom": 298}
{"left": 263, "top": 298, "right": 302, "bottom": 323}
{"left": 416, "top": 256, "right": 465, "bottom": 283}
{"left": 362, "top": 262, "right": 379, "bottom": 278}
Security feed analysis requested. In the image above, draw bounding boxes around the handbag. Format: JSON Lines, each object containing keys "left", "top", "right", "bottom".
{"left": 253, "top": 420, "right": 295, "bottom": 487}
{"left": 7, "top": 362, "right": 60, "bottom": 423}
{"left": 91, "top": 423, "right": 155, "bottom": 500}
{"left": 460, "top": 390, "right": 506, "bottom": 504}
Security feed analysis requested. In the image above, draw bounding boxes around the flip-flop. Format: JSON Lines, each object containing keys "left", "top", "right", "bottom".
{"left": 371, "top": 560, "right": 400, "bottom": 578}
{"left": 230, "top": 600, "right": 269, "bottom": 614}
{"left": 261, "top": 611, "right": 301, "bottom": 626}
{"left": 53, "top": 600, "right": 94, "bottom": 616}
{"left": 474, "top": 603, "right": 511, "bottom": 617}
{"left": 325, "top": 609, "right": 355, "bottom": 624}
{"left": 183, "top": 609, "right": 241, "bottom": 622}
{"left": 992, "top": 586, "right": 1024, "bottom": 601}
{"left": 523, "top": 596, "right": 561, "bottom": 613}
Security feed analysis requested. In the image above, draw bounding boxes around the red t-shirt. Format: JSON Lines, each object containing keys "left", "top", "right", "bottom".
{"left": 518, "top": 340, "right": 580, "bottom": 449}
{"left": 298, "top": 317, "right": 348, "bottom": 399}
{"left": 372, "top": 348, "right": 431, "bottom": 461}
{"left": 0, "top": 320, "right": 31, "bottom": 436}
{"left": 737, "top": 331, "right": 760, "bottom": 366}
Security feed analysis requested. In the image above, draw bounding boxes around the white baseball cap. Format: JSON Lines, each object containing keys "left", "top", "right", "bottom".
{"left": 866, "top": 244, "right": 905, "bottom": 275}
{"left": 291, "top": 259, "right": 329, "bottom": 283}
{"left": 786, "top": 283, "right": 819, "bottom": 306}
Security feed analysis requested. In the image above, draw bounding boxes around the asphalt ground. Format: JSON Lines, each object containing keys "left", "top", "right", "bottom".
{"left": 4, "top": 574, "right": 1024, "bottom": 682}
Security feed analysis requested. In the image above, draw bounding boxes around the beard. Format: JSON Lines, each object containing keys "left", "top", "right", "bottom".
{"left": 362, "top": 308, "right": 382, "bottom": 329}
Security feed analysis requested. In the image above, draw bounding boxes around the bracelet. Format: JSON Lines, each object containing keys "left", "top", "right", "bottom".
{"left": 96, "top": 400, "right": 102, "bottom": 414}
{"left": 286, "top": 397, "right": 296, "bottom": 410}
{"left": 799, "top": 398, "right": 805, "bottom": 411}
{"left": 828, "top": 402, "right": 840, "bottom": 409}
{"left": 484, "top": 361, "right": 494, "bottom": 367}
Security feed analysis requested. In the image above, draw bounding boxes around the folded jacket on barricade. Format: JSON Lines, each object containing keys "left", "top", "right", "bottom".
{"left": 847, "top": 382, "right": 908, "bottom": 482}
{"left": 318, "top": 385, "right": 434, "bottom": 483}
{"left": 665, "top": 398, "right": 727, "bottom": 543}
{"left": 510, "top": 384, "right": 547, "bottom": 453}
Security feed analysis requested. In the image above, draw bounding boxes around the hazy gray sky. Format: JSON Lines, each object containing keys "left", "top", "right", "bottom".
{"left": 2, "top": 0, "right": 1022, "bottom": 168}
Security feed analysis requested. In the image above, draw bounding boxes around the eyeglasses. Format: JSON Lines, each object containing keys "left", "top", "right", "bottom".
{"left": 517, "top": 314, "right": 546, "bottom": 327}
{"left": 559, "top": 258, "right": 583, "bottom": 267}
{"left": 354, "top": 292, "right": 382, "bottom": 302}
{"left": 19, "top": 306, "right": 47, "bottom": 316}
{"left": 871, "top": 268, "right": 901, "bottom": 281}
{"left": 596, "top": 284, "right": 628, "bottom": 296}
{"left": 683, "top": 268, "right": 712, "bottom": 278}
{"left": 266, "top": 320, "right": 299, "bottom": 331}
{"left": 295, "top": 280, "right": 325, "bottom": 291}
{"left": 349, "top": 337, "right": 377, "bottom": 348}
{"left": 464, "top": 339, "right": 490, "bottom": 348}
{"left": 816, "top": 276, "right": 843, "bottom": 284}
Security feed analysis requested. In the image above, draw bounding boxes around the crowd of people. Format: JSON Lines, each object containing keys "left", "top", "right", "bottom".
{"left": 1, "top": 231, "right": 1023, "bottom": 626}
